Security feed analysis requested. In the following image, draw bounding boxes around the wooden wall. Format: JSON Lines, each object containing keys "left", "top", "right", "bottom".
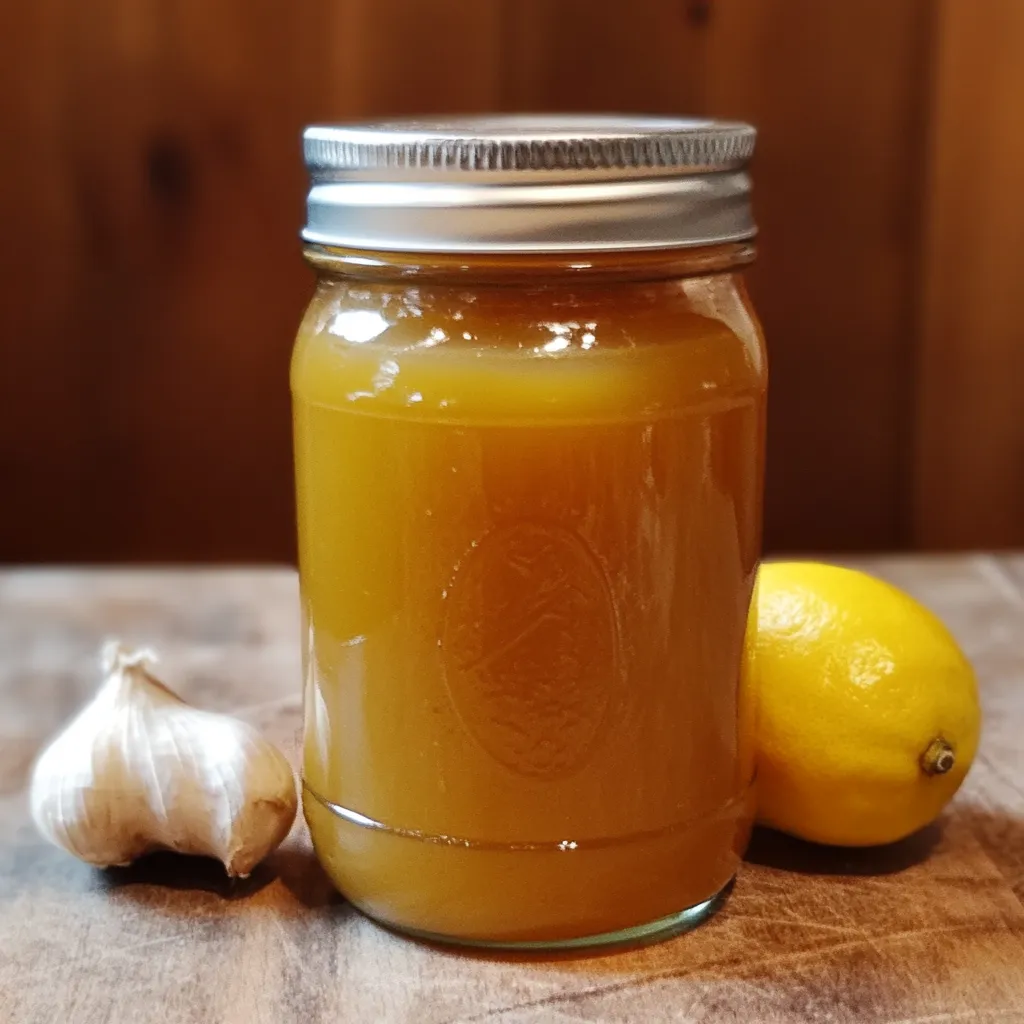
{"left": 1, "top": 0, "right": 1021, "bottom": 562}
{"left": 913, "top": 1, "right": 1024, "bottom": 549}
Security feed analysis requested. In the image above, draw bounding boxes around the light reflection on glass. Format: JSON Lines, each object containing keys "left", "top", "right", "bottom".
{"left": 681, "top": 276, "right": 764, "bottom": 375}
{"left": 417, "top": 326, "right": 447, "bottom": 349}
{"left": 341, "top": 255, "right": 385, "bottom": 268}
{"left": 540, "top": 321, "right": 578, "bottom": 337}
{"left": 430, "top": 327, "right": 446, "bottom": 342}
{"left": 398, "top": 291, "right": 423, "bottom": 319}
{"left": 372, "top": 359, "right": 400, "bottom": 392}
{"left": 542, "top": 337, "right": 570, "bottom": 353}
{"left": 328, "top": 309, "right": 389, "bottom": 344}
{"left": 537, "top": 320, "right": 587, "bottom": 354}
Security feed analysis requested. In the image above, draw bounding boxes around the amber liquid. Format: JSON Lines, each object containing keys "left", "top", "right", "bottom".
{"left": 293, "top": 254, "right": 766, "bottom": 944}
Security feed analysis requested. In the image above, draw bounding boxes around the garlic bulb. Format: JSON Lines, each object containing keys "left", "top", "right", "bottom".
{"left": 29, "top": 641, "right": 298, "bottom": 877}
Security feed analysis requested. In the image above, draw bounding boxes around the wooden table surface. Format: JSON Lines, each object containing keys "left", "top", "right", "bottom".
{"left": 2, "top": 557, "right": 1023, "bottom": 1024}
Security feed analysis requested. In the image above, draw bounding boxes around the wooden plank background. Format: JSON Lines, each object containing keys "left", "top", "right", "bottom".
{"left": 913, "top": 0, "right": 1024, "bottom": 549}
{"left": 1, "top": 0, "right": 1021, "bottom": 562}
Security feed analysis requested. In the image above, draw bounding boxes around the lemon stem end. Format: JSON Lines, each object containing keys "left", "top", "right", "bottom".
{"left": 921, "top": 738, "right": 956, "bottom": 776}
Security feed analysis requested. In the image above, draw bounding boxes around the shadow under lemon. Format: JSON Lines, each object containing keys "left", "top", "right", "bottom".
{"left": 743, "top": 820, "right": 944, "bottom": 877}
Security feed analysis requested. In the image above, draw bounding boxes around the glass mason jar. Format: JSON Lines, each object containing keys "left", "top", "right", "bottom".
{"left": 293, "top": 117, "right": 766, "bottom": 950}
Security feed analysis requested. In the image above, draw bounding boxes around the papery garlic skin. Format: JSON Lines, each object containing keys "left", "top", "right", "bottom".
{"left": 29, "top": 642, "right": 298, "bottom": 877}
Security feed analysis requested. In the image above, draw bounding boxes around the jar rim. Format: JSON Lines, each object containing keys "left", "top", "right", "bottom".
{"left": 301, "top": 242, "right": 757, "bottom": 285}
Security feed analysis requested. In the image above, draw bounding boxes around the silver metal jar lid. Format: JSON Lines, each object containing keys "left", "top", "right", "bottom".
{"left": 302, "top": 115, "right": 756, "bottom": 254}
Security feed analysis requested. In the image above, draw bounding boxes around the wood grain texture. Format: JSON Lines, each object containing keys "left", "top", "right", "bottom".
{"left": 702, "top": 0, "right": 936, "bottom": 552}
{"left": 913, "top": 0, "right": 1024, "bottom": 548}
{"left": 0, "top": 0, "right": 503, "bottom": 564}
{"left": 2, "top": 559, "right": 1024, "bottom": 1023}
{"left": 1, "top": 0, "right": 988, "bottom": 562}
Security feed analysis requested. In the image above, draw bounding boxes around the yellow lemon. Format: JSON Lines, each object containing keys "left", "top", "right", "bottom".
{"left": 751, "top": 562, "right": 981, "bottom": 846}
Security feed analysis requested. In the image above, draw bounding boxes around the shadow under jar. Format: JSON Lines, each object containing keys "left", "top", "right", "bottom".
{"left": 293, "top": 117, "right": 767, "bottom": 950}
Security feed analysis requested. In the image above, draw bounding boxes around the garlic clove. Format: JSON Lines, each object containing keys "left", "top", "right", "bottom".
{"left": 29, "top": 641, "right": 298, "bottom": 877}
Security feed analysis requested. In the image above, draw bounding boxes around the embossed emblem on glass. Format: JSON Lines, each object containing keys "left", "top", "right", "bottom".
{"left": 442, "top": 522, "right": 618, "bottom": 778}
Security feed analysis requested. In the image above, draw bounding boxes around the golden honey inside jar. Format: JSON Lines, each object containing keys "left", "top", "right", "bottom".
{"left": 293, "top": 117, "right": 767, "bottom": 949}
